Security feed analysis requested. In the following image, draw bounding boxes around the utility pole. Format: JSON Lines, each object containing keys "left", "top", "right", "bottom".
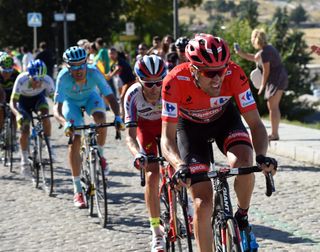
{"left": 59, "top": 0, "right": 71, "bottom": 50}
{"left": 173, "top": 0, "right": 179, "bottom": 40}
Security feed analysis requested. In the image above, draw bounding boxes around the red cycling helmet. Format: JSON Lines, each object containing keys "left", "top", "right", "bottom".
{"left": 186, "top": 33, "right": 230, "bottom": 68}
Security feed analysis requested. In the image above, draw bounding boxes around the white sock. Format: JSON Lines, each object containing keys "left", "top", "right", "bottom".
{"left": 21, "top": 150, "right": 28, "bottom": 163}
{"left": 97, "top": 145, "right": 104, "bottom": 157}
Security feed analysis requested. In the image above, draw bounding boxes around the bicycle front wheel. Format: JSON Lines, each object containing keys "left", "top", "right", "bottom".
{"left": 3, "top": 115, "right": 14, "bottom": 172}
{"left": 93, "top": 150, "right": 108, "bottom": 228}
{"left": 175, "top": 188, "right": 193, "bottom": 252}
{"left": 80, "top": 145, "right": 93, "bottom": 215}
{"left": 38, "top": 136, "right": 54, "bottom": 196}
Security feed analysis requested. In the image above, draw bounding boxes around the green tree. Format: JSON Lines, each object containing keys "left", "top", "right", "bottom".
{"left": 203, "top": 1, "right": 215, "bottom": 19}
{"left": 289, "top": 4, "right": 308, "bottom": 25}
{"left": 268, "top": 8, "right": 313, "bottom": 120}
{"left": 236, "top": 0, "right": 259, "bottom": 29}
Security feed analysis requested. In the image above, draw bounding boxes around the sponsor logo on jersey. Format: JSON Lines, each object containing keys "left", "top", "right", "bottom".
{"left": 177, "top": 75, "right": 190, "bottom": 81}
{"left": 162, "top": 101, "right": 177, "bottom": 118}
{"left": 210, "top": 96, "right": 231, "bottom": 108}
{"left": 189, "top": 163, "right": 209, "bottom": 174}
{"left": 239, "top": 89, "right": 255, "bottom": 108}
{"left": 138, "top": 107, "right": 153, "bottom": 113}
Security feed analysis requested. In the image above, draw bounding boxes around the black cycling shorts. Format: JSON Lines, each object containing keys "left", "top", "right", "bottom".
{"left": 177, "top": 103, "right": 252, "bottom": 185}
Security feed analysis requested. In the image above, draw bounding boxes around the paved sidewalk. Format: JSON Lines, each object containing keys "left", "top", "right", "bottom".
{"left": 263, "top": 120, "right": 320, "bottom": 165}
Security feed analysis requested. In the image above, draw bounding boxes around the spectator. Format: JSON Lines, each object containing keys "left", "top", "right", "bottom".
{"left": 87, "top": 42, "right": 98, "bottom": 64}
{"left": 35, "top": 42, "right": 54, "bottom": 78}
{"left": 135, "top": 43, "right": 148, "bottom": 61}
{"left": 94, "top": 37, "right": 110, "bottom": 74}
{"left": 165, "top": 43, "right": 179, "bottom": 71}
{"left": 147, "top": 36, "right": 161, "bottom": 56}
{"left": 159, "top": 34, "right": 174, "bottom": 59}
{"left": 21, "top": 45, "right": 34, "bottom": 72}
{"left": 235, "top": 28, "right": 288, "bottom": 141}
{"left": 107, "top": 47, "right": 136, "bottom": 118}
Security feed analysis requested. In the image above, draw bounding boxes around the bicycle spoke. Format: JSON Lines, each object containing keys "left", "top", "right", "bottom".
{"left": 95, "top": 152, "right": 108, "bottom": 228}
{"left": 39, "top": 136, "right": 54, "bottom": 196}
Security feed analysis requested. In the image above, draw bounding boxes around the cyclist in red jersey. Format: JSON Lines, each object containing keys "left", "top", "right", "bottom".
{"left": 125, "top": 55, "right": 167, "bottom": 252}
{"left": 160, "top": 33, "right": 277, "bottom": 252}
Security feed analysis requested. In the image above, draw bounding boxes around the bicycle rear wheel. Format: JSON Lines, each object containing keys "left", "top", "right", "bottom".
{"left": 3, "top": 115, "right": 14, "bottom": 172}
{"left": 38, "top": 135, "right": 54, "bottom": 196}
{"left": 80, "top": 145, "right": 93, "bottom": 214}
{"left": 225, "top": 218, "right": 242, "bottom": 252}
{"left": 93, "top": 150, "right": 108, "bottom": 228}
{"left": 29, "top": 136, "right": 39, "bottom": 188}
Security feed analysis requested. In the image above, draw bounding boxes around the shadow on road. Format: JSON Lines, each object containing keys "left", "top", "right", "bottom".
{"left": 108, "top": 192, "right": 144, "bottom": 205}
{"left": 254, "top": 224, "right": 317, "bottom": 245}
{"left": 279, "top": 165, "right": 320, "bottom": 172}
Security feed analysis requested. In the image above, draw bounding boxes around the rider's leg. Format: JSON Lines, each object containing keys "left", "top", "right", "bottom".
{"left": 92, "top": 111, "right": 106, "bottom": 148}
{"left": 189, "top": 181, "right": 213, "bottom": 252}
{"left": 145, "top": 162, "right": 161, "bottom": 236}
{"left": 227, "top": 144, "right": 254, "bottom": 211}
{"left": 68, "top": 135, "right": 82, "bottom": 193}
{"left": 267, "top": 90, "right": 283, "bottom": 139}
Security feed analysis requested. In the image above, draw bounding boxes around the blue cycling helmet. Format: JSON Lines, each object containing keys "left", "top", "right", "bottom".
{"left": 134, "top": 55, "right": 167, "bottom": 81}
{"left": 63, "top": 46, "right": 87, "bottom": 63}
{"left": 27, "top": 59, "right": 47, "bottom": 78}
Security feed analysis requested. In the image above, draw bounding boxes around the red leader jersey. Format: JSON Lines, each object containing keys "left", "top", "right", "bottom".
{"left": 161, "top": 61, "right": 257, "bottom": 124}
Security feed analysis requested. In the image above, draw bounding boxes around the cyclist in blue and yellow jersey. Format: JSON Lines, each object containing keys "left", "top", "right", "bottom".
{"left": 53, "top": 46, "right": 124, "bottom": 209}
{"left": 10, "top": 59, "right": 55, "bottom": 177}
{"left": 0, "top": 53, "right": 20, "bottom": 134}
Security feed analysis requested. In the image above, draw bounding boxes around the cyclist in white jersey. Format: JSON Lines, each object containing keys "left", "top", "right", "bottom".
{"left": 10, "top": 59, "right": 55, "bottom": 177}
{"left": 124, "top": 55, "right": 168, "bottom": 252}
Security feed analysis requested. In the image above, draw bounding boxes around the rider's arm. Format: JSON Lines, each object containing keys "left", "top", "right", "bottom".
{"left": 125, "top": 127, "right": 140, "bottom": 157}
{"left": 104, "top": 94, "right": 120, "bottom": 116}
{"left": 9, "top": 77, "right": 21, "bottom": 117}
{"left": 161, "top": 121, "right": 186, "bottom": 170}
{"left": 242, "top": 109, "right": 268, "bottom": 156}
{"left": 53, "top": 102, "right": 66, "bottom": 126}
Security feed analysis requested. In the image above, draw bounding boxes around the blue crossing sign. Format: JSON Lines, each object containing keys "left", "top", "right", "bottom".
{"left": 27, "top": 12, "right": 42, "bottom": 27}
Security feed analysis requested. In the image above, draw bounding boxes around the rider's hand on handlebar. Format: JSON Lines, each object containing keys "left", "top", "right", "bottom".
{"left": 172, "top": 164, "right": 190, "bottom": 188}
{"left": 256, "top": 154, "right": 278, "bottom": 176}
{"left": 133, "top": 153, "right": 148, "bottom": 170}
{"left": 63, "top": 121, "right": 73, "bottom": 137}
{"left": 114, "top": 115, "right": 125, "bottom": 131}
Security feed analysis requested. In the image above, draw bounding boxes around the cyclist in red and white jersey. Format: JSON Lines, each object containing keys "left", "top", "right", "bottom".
{"left": 124, "top": 55, "right": 167, "bottom": 252}
{"left": 160, "top": 33, "right": 277, "bottom": 251}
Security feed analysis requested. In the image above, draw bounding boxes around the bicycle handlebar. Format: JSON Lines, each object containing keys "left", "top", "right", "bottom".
{"left": 136, "top": 155, "right": 166, "bottom": 187}
{"left": 182, "top": 165, "right": 275, "bottom": 197}
{"left": 71, "top": 122, "right": 115, "bottom": 130}
{"left": 32, "top": 114, "right": 54, "bottom": 121}
{"left": 67, "top": 122, "right": 116, "bottom": 145}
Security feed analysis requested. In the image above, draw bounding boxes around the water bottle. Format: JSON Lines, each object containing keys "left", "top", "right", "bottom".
{"left": 241, "top": 230, "right": 249, "bottom": 251}
{"left": 249, "top": 228, "right": 259, "bottom": 251}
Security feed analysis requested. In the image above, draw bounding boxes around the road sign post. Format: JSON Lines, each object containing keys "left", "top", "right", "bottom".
{"left": 27, "top": 12, "right": 42, "bottom": 52}
{"left": 54, "top": 12, "right": 76, "bottom": 50}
